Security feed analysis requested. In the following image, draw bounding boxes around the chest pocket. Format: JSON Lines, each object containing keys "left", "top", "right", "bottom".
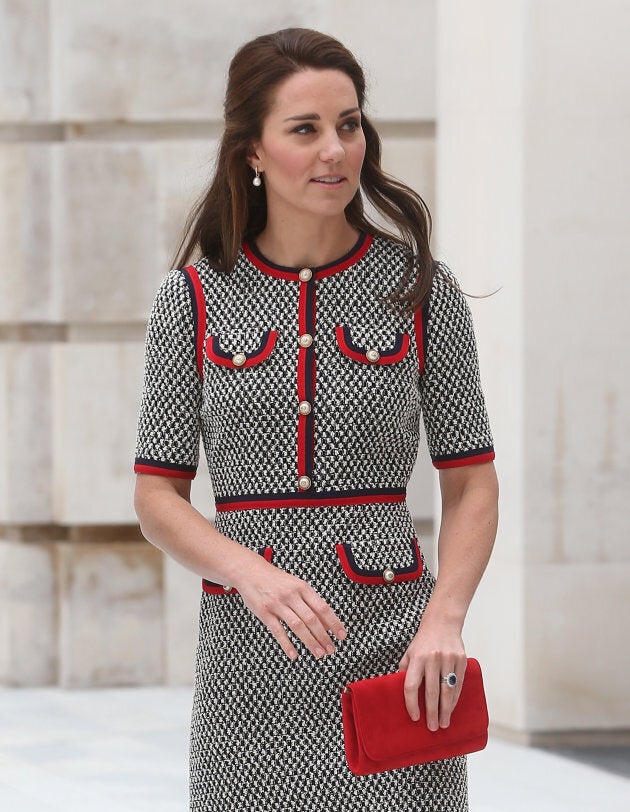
{"left": 205, "top": 329, "right": 278, "bottom": 369}
{"left": 335, "top": 325, "right": 409, "bottom": 365}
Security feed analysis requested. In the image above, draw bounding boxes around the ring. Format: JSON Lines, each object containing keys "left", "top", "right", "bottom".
{"left": 441, "top": 672, "right": 457, "bottom": 688}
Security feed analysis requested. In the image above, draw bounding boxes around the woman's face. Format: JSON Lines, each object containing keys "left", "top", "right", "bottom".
{"left": 250, "top": 69, "right": 366, "bottom": 224}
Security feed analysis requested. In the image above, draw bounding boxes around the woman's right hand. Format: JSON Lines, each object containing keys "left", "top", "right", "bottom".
{"left": 235, "top": 558, "right": 347, "bottom": 660}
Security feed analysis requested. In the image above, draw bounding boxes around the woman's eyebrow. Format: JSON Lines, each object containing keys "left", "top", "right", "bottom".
{"left": 283, "top": 107, "right": 360, "bottom": 122}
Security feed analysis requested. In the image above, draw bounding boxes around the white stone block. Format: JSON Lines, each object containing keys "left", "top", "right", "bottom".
{"left": 155, "top": 140, "right": 218, "bottom": 271}
{"left": 52, "top": 143, "right": 163, "bottom": 322}
{"left": 0, "top": 344, "right": 53, "bottom": 523}
{"left": 381, "top": 136, "right": 435, "bottom": 219}
{"left": 164, "top": 556, "right": 200, "bottom": 686}
{"left": 0, "top": 540, "right": 57, "bottom": 686}
{"left": 525, "top": 562, "right": 630, "bottom": 730}
{"left": 51, "top": 343, "right": 144, "bottom": 524}
{"left": 51, "top": 0, "right": 325, "bottom": 121}
{"left": 58, "top": 540, "right": 163, "bottom": 687}
{"left": 0, "top": 0, "right": 50, "bottom": 121}
{"left": 321, "top": 0, "right": 436, "bottom": 120}
{"left": 0, "top": 145, "right": 54, "bottom": 323}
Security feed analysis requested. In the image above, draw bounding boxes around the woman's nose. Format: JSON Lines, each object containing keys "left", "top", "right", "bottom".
{"left": 319, "top": 132, "right": 345, "bottom": 162}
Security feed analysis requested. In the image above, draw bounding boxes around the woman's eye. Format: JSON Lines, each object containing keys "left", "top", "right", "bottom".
{"left": 340, "top": 119, "right": 361, "bottom": 132}
{"left": 292, "top": 123, "right": 316, "bottom": 135}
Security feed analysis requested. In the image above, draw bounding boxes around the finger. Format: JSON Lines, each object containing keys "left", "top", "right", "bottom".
{"left": 424, "top": 654, "right": 441, "bottom": 731}
{"left": 438, "top": 657, "right": 467, "bottom": 728}
{"left": 403, "top": 663, "right": 423, "bottom": 722}
{"left": 302, "top": 590, "right": 347, "bottom": 642}
{"left": 398, "top": 651, "right": 409, "bottom": 671}
{"left": 282, "top": 604, "right": 331, "bottom": 659}
{"left": 265, "top": 617, "right": 299, "bottom": 660}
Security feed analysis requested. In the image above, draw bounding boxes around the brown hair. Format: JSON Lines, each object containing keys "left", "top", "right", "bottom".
{"left": 174, "top": 28, "right": 435, "bottom": 312}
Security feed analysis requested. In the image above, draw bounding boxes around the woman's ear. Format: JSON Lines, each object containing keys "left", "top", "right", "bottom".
{"left": 246, "top": 143, "right": 263, "bottom": 172}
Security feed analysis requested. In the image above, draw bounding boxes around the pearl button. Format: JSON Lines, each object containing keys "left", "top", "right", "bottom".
{"left": 232, "top": 352, "right": 247, "bottom": 367}
{"left": 222, "top": 584, "right": 232, "bottom": 592}
{"left": 298, "top": 475, "right": 312, "bottom": 491}
{"left": 299, "top": 267, "right": 313, "bottom": 282}
{"left": 382, "top": 568, "right": 396, "bottom": 583}
{"left": 366, "top": 348, "right": 380, "bottom": 363}
{"left": 298, "top": 400, "right": 312, "bottom": 415}
{"left": 298, "top": 333, "right": 313, "bottom": 348}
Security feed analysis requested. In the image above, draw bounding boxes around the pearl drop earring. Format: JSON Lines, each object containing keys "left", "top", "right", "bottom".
{"left": 252, "top": 167, "right": 262, "bottom": 187}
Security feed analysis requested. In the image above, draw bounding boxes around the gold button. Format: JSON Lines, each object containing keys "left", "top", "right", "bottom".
{"left": 298, "top": 475, "right": 312, "bottom": 491}
{"left": 366, "top": 348, "right": 380, "bottom": 363}
{"left": 298, "top": 400, "right": 312, "bottom": 415}
{"left": 298, "top": 333, "right": 313, "bottom": 348}
{"left": 382, "top": 568, "right": 396, "bottom": 583}
{"left": 232, "top": 352, "right": 247, "bottom": 367}
{"left": 299, "top": 267, "right": 313, "bottom": 282}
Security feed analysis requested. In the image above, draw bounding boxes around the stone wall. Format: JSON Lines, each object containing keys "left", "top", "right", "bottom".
{"left": 437, "top": 0, "right": 630, "bottom": 742}
{"left": 0, "top": 1, "right": 436, "bottom": 687}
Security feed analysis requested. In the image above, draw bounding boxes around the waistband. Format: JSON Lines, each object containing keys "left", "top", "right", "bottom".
{"left": 214, "top": 487, "right": 407, "bottom": 513}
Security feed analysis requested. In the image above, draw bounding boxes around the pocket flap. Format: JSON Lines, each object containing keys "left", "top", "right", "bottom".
{"left": 335, "top": 325, "right": 409, "bottom": 365}
{"left": 335, "top": 537, "right": 422, "bottom": 585}
{"left": 205, "top": 329, "right": 277, "bottom": 368}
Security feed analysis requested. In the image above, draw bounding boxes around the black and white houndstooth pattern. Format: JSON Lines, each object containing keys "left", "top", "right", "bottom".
{"left": 192, "top": 502, "right": 468, "bottom": 811}
{"left": 135, "top": 234, "right": 493, "bottom": 810}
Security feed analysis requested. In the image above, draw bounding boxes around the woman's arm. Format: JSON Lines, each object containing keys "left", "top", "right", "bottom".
{"left": 399, "top": 460, "right": 499, "bottom": 727}
{"left": 134, "top": 474, "right": 347, "bottom": 660}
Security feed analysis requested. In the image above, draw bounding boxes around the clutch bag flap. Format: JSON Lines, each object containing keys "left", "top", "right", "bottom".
{"left": 342, "top": 657, "right": 488, "bottom": 772}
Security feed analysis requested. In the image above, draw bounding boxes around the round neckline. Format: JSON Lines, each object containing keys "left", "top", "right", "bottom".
{"left": 243, "top": 232, "right": 373, "bottom": 281}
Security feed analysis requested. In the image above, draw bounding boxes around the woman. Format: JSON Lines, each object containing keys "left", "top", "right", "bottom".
{"left": 134, "top": 28, "right": 498, "bottom": 812}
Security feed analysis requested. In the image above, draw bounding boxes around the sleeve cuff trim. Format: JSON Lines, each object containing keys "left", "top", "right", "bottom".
{"left": 432, "top": 449, "right": 495, "bottom": 469}
{"left": 134, "top": 459, "right": 197, "bottom": 479}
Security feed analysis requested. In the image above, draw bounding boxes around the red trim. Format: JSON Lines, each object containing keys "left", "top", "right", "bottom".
{"left": 433, "top": 451, "right": 496, "bottom": 470}
{"left": 243, "top": 234, "right": 373, "bottom": 281}
{"left": 335, "top": 326, "right": 410, "bottom": 365}
{"left": 202, "top": 546, "right": 273, "bottom": 594}
{"left": 297, "top": 282, "right": 309, "bottom": 482}
{"left": 215, "top": 492, "right": 407, "bottom": 512}
{"left": 205, "top": 330, "right": 278, "bottom": 368}
{"left": 184, "top": 265, "right": 206, "bottom": 378}
{"left": 335, "top": 538, "right": 423, "bottom": 585}
{"left": 413, "top": 304, "right": 425, "bottom": 375}
{"left": 316, "top": 234, "right": 373, "bottom": 279}
{"left": 134, "top": 463, "right": 196, "bottom": 480}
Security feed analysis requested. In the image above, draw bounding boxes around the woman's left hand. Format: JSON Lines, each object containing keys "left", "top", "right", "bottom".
{"left": 398, "top": 622, "right": 467, "bottom": 730}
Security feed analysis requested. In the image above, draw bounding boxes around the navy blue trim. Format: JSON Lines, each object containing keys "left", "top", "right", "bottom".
{"left": 340, "top": 325, "right": 406, "bottom": 357}
{"left": 248, "top": 231, "right": 367, "bottom": 275}
{"left": 134, "top": 457, "right": 197, "bottom": 474}
{"left": 180, "top": 269, "right": 199, "bottom": 345}
{"left": 338, "top": 537, "right": 421, "bottom": 577}
{"left": 209, "top": 329, "right": 273, "bottom": 361}
{"left": 214, "top": 487, "right": 407, "bottom": 505}
{"left": 432, "top": 446, "right": 495, "bottom": 463}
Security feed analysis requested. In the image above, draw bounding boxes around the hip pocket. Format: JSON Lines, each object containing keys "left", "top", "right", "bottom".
{"left": 335, "top": 536, "right": 422, "bottom": 585}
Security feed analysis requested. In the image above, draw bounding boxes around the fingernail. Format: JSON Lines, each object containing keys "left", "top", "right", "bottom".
{"left": 315, "top": 646, "right": 325, "bottom": 658}
{"left": 411, "top": 713, "right": 419, "bottom": 722}
{"left": 429, "top": 722, "right": 438, "bottom": 732}
{"left": 288, "top": 650, "right": 298, "bottom": 660}
{"left": 326, "top": 644, "right": 335, "bottom": 654}
{"left": 335, "top": 628, "right": 347, "bottom": 640}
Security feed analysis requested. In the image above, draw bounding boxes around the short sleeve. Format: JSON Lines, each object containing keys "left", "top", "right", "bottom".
{"left": 419, "top": 265, "right": 495, "bottom": 469}
{"left": 134, "top": 270, "right": 202, "bottom": 479}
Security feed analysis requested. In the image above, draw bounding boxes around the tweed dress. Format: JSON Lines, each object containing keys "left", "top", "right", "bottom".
{"left": 134, "top": 233, "right": 494, "bottom": 811}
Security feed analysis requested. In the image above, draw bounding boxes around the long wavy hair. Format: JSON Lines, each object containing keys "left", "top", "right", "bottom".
{"left": 174, "top": 28, "right": 435, "bottom": 312}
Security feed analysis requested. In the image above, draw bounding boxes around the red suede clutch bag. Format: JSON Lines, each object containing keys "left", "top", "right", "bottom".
{"left": 341, "top": 658, "right": 488, "bottom": 775}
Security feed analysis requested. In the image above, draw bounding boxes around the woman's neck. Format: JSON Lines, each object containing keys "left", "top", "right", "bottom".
{"left": 254, "top": 216, "right": 360, "bottom": 269}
